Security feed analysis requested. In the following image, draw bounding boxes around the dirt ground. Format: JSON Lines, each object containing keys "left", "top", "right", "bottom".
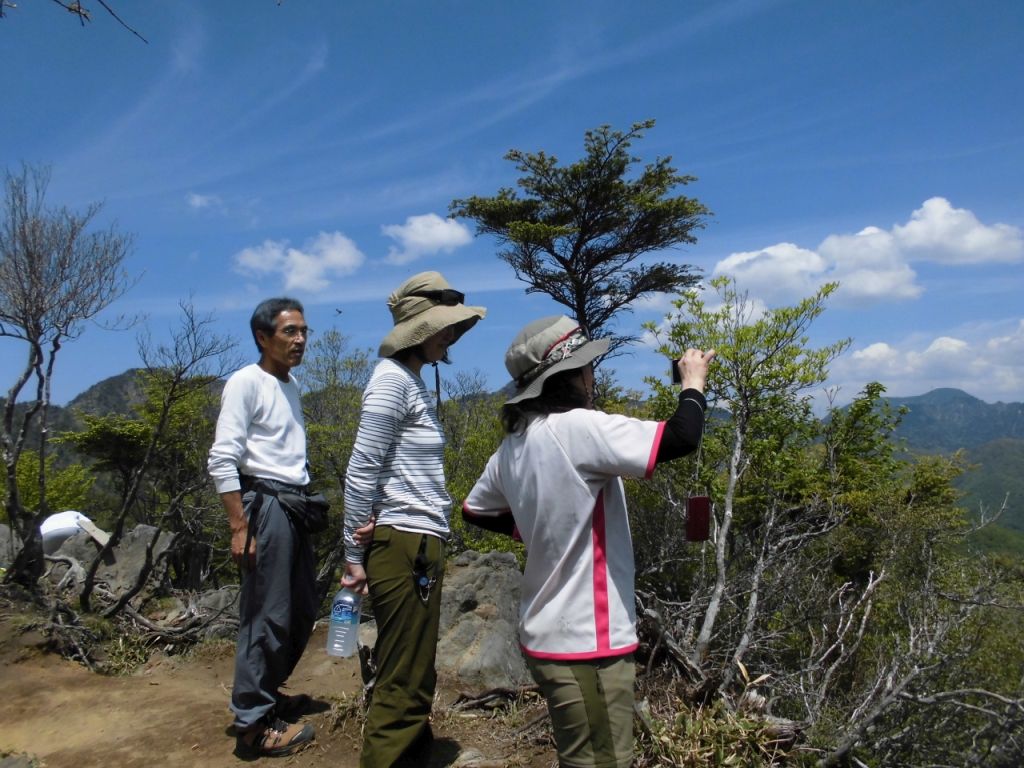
{"left": 0, "top": 610, "right": 557, "bottom": 768}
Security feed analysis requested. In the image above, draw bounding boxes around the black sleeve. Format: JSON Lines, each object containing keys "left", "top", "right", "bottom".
{"left": 461, "top": 506, "right": 517, "bottom": 537}
{"left": 655, "top": 388, "right": 707, "bottom": 464}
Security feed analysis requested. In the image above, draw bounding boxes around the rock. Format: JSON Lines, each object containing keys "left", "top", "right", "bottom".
{"left": 157, "top": 585, "right": 241, "bottom": 640}
{"left": 45, "top": 524, "right": 175, "bottom": 598}
{"left": 436, "top": 550, "right": 531, "bottom": 690}
{"left": 195, "top": 586, "right": 241, "bottom": 639}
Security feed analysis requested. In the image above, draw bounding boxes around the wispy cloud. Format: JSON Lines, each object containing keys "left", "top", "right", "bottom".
{"left": 185, "top": 191, "right": 223, "bottom": 211}
{"left": 233, "top": 231, "right": 365, "bottom": 292}
{"left": 381, "top": 214, "right": 472, "bottom": 265}
{"left": 713, "top": 198, "right": 1023, "bottom": 305}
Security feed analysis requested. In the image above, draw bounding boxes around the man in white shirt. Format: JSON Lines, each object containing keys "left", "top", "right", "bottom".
{"left": 208, "top": 297, "right": 317, "bottom": 759}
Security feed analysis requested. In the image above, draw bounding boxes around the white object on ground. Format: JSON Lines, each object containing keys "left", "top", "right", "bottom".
{"left": 40, "top": 511, "right": 109, "bottom": 554}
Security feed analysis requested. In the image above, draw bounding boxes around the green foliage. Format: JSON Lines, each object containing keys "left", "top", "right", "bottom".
{"left": 626, "top": 276, "right": 1024, "bottom": 764}
{"left": 0, "top": 450, "right": 93, "bottom": 517}
{"left": 58, "top": 369, "right": 221, "bottom": 525}
{"left": 968, "top": 521, "right": 1024, "bottom": 557}
{"left": 302, "top": 327, "right": 374, "bottom": 493}
{"left": 645, "top": 277, "right": 851, "bottom": 524}
{"left": 451, "top": 120, "right": 708, "bottom": 352}
{"left": 299, "top": 329, "right": 375, "bottom": 592}
{"left": 649, "top": 276, "right": 849, "bottom": 417}
{"left": 440, "top": 374, "right": 523, "bottom": 560}
{"left": 639, "top": 277, "right": 851, "bottom": 614}
{"left": 58, "top": 412, "right": 151, "bottom": 481}
{"left": 959, "top": 437, "right": 1024, "bottom": 533}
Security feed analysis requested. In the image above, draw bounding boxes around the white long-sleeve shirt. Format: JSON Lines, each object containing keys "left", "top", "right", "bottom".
{"left": 343, "top": 359, "right": 450, "bottom": 564}
{"left": 207, "top": 363, "right": 309, "bottom": 494}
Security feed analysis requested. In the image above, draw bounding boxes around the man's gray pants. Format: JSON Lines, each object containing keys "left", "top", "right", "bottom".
{"left": 231, "top": 489, "right": 317, "bottom": 731}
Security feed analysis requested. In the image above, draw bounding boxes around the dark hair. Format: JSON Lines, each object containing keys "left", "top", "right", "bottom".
{"left": 501, "top": 368, "right": 588, "bottom": 434}
{"left": 250, "top": 297, "right": 304, "bottom": 354}
{"left": 391, "top": 344, "right": 451, "bottom": 366}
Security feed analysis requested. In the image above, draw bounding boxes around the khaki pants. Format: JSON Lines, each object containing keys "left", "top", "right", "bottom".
{"left": 526, "top": 654, "right": 636, "bottom": 768}
{"left": 360, "top": 527, "right": 445, "bottom": 768}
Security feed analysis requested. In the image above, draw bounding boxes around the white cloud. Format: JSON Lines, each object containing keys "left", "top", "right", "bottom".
{"left": 817, "top": 226, "right": 920, "bottom": 300}
{"left": 713, "top": 242, "right": 827, "bottom": 304}
{"left": 712, "top": 199, "right": 1022, "bottom": 305}
{"left": 233, "top": 231, "right": 365, "bottom": 292}
{"left": 831, "top": 320, "right": 1024, "bottom": 403}
{"left": 381, "top": 214, "right": 472, "bottom": 265}
{"left": 892, "top": 197, "right": 1024, "bottom": 264}
{"left": 851, "top": 342, "right": 903, "bottom": 370}
{"left": 186, "top": 192, "right": 222, "bottom": 210}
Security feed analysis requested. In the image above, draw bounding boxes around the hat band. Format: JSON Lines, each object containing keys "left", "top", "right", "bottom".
{"left": 515, "top": 327, "right": 589, "bottom": 389}
{"left": 409, "top": 288, "right": 465, "bottom": 306}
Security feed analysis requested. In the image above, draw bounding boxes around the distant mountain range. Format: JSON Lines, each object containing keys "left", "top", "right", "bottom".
{"left": 884, "top": 387, "right": 1024, "bottom": 454}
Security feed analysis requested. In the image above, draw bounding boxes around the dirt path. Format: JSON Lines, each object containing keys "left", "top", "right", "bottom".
{"left": 0, "top": 617, "right": 554, "bottom": 768}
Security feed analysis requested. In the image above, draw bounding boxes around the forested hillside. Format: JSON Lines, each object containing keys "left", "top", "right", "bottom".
{"left": 884, "top": 388, "right": 1024, "bottom": 541}
{"left": 887, "top": 387, "right": 1024, "bottom": 452}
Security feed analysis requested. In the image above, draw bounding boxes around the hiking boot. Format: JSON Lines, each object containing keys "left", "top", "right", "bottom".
{"left": 235, "top": 717, "right": 315, "bottom": 759}
{"left": 275, "top": 691, "right": 312, "bottom": 722}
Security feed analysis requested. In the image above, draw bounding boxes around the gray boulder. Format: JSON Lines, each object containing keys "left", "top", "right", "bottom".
{"left": 46, "top": 524, "right": 174, "bottom": 598}
{"left": 155, "top": 585, "right": 241, "bottom": 640}
{"left": 435, "top": 549, "right": 530, "bottom": 690}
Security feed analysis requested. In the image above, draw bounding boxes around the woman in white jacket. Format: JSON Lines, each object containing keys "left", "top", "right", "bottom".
{"left": 463, "top": 315, "right": 713, "bottom": 768}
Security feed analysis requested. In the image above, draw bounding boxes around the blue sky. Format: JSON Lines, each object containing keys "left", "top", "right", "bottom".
{"left": 3, "top": 0, "right": 1023, "bottom": 408}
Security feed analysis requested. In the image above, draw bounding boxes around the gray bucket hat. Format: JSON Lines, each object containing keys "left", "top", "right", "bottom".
{"left": 378, "top": 271, "right": 486, "bottom": 358}
{"left": 504, "top": 315, "right": 609, "bottom": 404}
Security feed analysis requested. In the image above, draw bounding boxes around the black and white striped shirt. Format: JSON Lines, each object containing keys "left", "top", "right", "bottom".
{"left": 343, "top": 358, "right": 450, "bottom": 563}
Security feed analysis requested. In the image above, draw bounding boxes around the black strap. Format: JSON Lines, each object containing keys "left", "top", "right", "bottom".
{"left": 239, "top": 485, "right": 263, "bottom": 580}
{"left": 241, "top": 474, "right": 308, "bottom": 497}
{"left": 431, "top": 362, "right": 443, "bottom": 423}
{"left": 412, "top": 535, "right": 436, "bottom": 604}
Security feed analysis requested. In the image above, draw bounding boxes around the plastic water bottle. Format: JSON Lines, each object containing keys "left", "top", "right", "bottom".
{"left": 326, "top": 587, "right": 361, "bottom": 657}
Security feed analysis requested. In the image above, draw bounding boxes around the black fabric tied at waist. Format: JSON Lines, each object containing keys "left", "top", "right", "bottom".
{"left": 240, "top": 475, "right": 331, "bottom": 536}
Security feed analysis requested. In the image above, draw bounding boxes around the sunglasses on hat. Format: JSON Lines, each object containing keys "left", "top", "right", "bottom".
{"left": 410, "top": 288, "right": 465, "bottom": 306}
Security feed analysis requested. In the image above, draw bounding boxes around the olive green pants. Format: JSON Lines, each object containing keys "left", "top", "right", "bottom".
{"left": 526, "top": 654, "right": 636, "bottom": 768}
{"left": 360, "top": 527, "right": 445, "bottom": 768}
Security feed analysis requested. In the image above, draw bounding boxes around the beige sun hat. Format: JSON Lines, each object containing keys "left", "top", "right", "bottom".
{"left": 504, "top": 315, "right": 609, "bottom": 404}
{"left": 378, "top": 271, "right": 486, "bottom": 358}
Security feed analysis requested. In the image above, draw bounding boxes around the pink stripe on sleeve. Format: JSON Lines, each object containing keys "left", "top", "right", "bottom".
{"left": 645, "top": 421, "right": 666, "bottom": 479}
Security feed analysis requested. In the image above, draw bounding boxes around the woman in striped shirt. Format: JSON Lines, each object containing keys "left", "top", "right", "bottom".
{"left": 341, "top": 271, "right": 485, "bottom": 768}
